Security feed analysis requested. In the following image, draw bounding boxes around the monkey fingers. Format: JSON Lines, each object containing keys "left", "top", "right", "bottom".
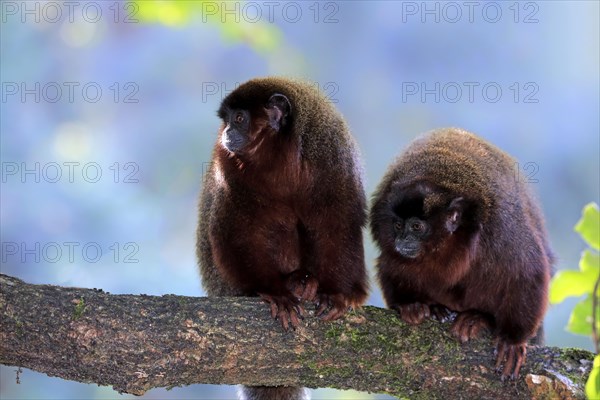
{"left": 286, "top": 271, "right": 319, "bottom": 302}
{"left": 316, "top": 293, "right": 351, "bottom": 321}
{"left": 393, "top": 303, "right": 430, "bottom": 325}
{"left": 315, "top": 294, "right": 330, "bottom": 316}
{"left": 300, "top": 277, "right": 319, "bottom": 303}
{"left": 429, "top": 305, "right": 453, "bottom": 322}
{"left": 495, "top": 340, "right": 527, "bottom": 381}
{"left": 258, "top": 293, "right": 304, "bottom": 331}
{"left": 450, "top": 311, "right": 491, "bottom": 343}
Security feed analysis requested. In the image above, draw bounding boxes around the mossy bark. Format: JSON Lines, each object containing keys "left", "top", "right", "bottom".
{"left": 0, "top": 274, "right": 593, "bottom": 399}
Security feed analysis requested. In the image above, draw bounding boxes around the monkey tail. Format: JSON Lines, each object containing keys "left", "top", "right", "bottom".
{"left": 238, "top": 386, "right": 309, "bottom": 400}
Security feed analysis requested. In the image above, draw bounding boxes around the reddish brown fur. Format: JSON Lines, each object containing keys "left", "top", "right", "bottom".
{"left": 370, "top": 128, "right": 553, "bottom": 380}
{"left": 197, "top": 78, "right": 369, "bottom": 400}
{"left": 197, "top": 77, "right": 368, "bottom": 318}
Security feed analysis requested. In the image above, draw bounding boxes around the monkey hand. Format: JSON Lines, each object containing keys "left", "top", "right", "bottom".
{"left": 315, "top": 293, "right": 356, "bottom": 321}
{"left": 429, "top": 304, "right": 454, "bottom": 322}
{"left": 392, "top": 302, "right": 431, "bottom": 325}
{"left": 258, "top": 293, "right": 305, "bottom": 331}
{"left": 495, "top": 340, "right": 527, "bottom": 380}
{"left": 450, "top": 311, "right": 492, "bottom": 342}
{"left": 286, "top": 270, "right": 319, "bottom": 302}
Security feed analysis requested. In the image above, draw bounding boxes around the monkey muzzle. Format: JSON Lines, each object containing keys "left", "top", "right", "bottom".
{"left": 395, "top": 239, "right": 420, "bottom": 259}
{"left": 220, "top": 126, "right": 246, "bottom": 153}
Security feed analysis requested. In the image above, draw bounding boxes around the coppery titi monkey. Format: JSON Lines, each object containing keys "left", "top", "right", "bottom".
{"left": 370, "top": 128, "right": 552, "bottom": 380}
{"left": 196, "top": 77, "right": 369, "bottom": 400}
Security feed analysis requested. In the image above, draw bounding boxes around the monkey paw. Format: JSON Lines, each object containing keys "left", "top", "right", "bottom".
{"left": 450, "top": 311, "right": 492, "bottom": 343}
{"left": 392, "top": 302, "right": 430, "bottom": 325}
{"left": 286, "top": 271, "right": 318, "bottom": 303}
{"left": 429, "top": 305, "right": 454, "bottom": 322}
{"left": 316, "top": 293, "right": 352, "bottom": 321}
{"left": 495, "top": 340, "right": 527, "bottom": 381}
{"left": 258, "top": 293, "right": 304, "bottom": 331}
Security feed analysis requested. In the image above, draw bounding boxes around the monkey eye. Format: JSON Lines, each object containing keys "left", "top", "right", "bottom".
{"left": 234, "top": 113, "right": 245, "bottom": 124}
{"left": 411, "top": 222, "right": 424, "bottom": 232}
{"left": 394, "top": 222, "right": 403, "bottom": 231}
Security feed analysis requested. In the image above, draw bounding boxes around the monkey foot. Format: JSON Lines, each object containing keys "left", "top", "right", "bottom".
{"left": 286, "top": 271, "right": 318, "bottom": 302}
{"left": 495, "top": 340, "right": 527, "bottom": 380}
{"left": 316, "top": 293, "right": 352, "bottom": 321}
{"left": 450, "top": 311, "right": 492, "bottom": 343}
{"left": 258, "top": 293, "right": 304, "bottom": 331}
{"left": 429, "top": 305, "right": 453, "bottom": 322}
{"left": 392, "top": 302, "right": 430, "bottom": 325}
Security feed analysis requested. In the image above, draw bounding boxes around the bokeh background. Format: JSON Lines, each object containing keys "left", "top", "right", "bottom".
{"left": 1, "top": 1, "right": 598, "bottom": 399}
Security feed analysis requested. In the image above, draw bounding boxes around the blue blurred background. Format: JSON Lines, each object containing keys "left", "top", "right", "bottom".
{"left": 1, "top": 1, "right": 598, "bottom": 399}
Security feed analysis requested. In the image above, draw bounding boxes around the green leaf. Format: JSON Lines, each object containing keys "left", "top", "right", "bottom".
{"left": 575, "top": 202, "right": 600, "bottom": 251}
{"left": 581, "top": 250, "right": 600, "bottom": 275}
{"left": 549, "top": 262, "right": 598, "bottom": 305}
{"left": 586, "top": 355, "right": 599, "bottom": 400}
{"left": 549, "top": 270, "right": 588, "bottom": 304}
{"left": 549, "top": 249, "right": 599, "bottom": 304}
{"left": 565, "top": 296, "right": 597, "bottom": 336}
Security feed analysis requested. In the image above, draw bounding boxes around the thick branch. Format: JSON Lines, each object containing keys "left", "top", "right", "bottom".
{"left": 0, "top": 274, "right": 593, "bottom": 399}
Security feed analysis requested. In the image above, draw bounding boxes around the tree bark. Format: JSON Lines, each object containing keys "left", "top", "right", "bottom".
{"left": 0, "top": 274, "right": 594, "bottom": 399}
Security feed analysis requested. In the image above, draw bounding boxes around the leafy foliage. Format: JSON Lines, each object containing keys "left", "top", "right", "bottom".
{"left": 550, "top": 203, "right": 600, "bottom": 339}
{"left": 576, "top": 204, "right": 600, "bottom": 252}
{"left": 134, "top": 1, "right": 282, "bottom": 53}
{"left": 549, "top": 203, "right": 599, "bottom": 399}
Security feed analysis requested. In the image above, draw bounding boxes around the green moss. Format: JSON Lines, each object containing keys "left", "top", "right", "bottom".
{"left": 375, "top": 333, "right": 400, "bottom": 359}
{"left": 73, "top": 297, "right": 86, "bottom": 320}
{"left": 299, "top": 352, "right": 355, "bottom": 383}
{"left": 15, "top": 320, "right": 24, "bottom": 337}
{"left": 325, "top": 324, "right": 343, "bottom": 340}
{"left": 555, "top": 348, "right": 595, "bottom": 384}
{"left": 348, "top": 328, "right": 366, "bottom": 347}
{"left": 560, "top": 347, "right": 592, "bottom": 361}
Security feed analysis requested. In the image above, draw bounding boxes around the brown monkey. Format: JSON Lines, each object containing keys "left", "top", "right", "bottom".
{"left": 370, "top": 128, "right": 552, "bottom": 380}
{"left": 196, "top": 77, "right": 369, "bottom": 400}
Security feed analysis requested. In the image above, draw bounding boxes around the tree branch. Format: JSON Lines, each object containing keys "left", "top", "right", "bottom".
{"left": 0, "top": 274, "right": 593, "bottom": 399}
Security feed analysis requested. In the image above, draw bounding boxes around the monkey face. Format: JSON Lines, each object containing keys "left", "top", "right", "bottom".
{"left": 217, "top": 93, "right": 291, "bottom": 155}
{"left": 220, "top": 109, "right": 251, "bottom": 153}
{"left": 372, "top": 181, "right": 473, "bottom": 260}
{"left": 389, "top": 191, "right": 435, "bottom": 259}
{"left": 390, "top": 197, "right": 468, "bottom": 259}
{"left": 393, "top": 216, "right": 431, "bottom": 258}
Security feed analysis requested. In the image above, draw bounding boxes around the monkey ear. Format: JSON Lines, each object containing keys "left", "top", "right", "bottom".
{"left": 445, "top": 197, "right": 466, "bottom": 233}
{"left": 266, "top": 93, "right": 291, "bottom": 131}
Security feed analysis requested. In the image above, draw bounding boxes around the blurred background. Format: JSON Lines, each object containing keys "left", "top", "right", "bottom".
{"left": 1, "top": 1, "right": 598, "bottom": 399}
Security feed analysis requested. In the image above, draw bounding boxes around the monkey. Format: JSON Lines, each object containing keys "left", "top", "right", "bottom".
{"left": 369, "top": 127, "right": 553, "bottom": 380}
{"left": 196, "top": 77, "right": 369, "bottom": 400}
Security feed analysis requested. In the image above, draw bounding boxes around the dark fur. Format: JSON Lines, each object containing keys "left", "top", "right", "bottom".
{"left": 238, "top": 386, "right": 309, "bottom": 400}
{"left": 197, "top": 77, "right": 369, "bottom": 399}
{"left": 370, "top": 128, "right": 552, "bottom": 379}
